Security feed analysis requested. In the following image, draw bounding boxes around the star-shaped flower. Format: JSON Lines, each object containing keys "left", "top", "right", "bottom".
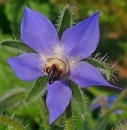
{"left": 7, "top": 6, "right": 120, "bottom": 124}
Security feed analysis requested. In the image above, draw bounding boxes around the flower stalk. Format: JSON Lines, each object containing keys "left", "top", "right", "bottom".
{"left": 112, "top": 88, "right": 127, "bottom": 108}
{"left": 95, "top": 90, "right": 127, "bottom": 128}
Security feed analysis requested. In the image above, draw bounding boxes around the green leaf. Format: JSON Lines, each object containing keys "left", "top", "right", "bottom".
{"left": 70, "top": 81, "right": 87, "bottom": 121}
{"left": 85, "top": 57, "right": 114, "bottom": 81}
{"left": 0, "top": 88, "right": 26, "bottom": 110}
{"left": 5, "top": 0, "right": 26, "bottom": 35}
{"left": 57, "top": 5, "right": 74, "bottom": 38}
{"left": 26, "top": 76, "right": 47, "bottom": 102}
{"left": 0, "top": 40, "right": 35, "bottom": 54}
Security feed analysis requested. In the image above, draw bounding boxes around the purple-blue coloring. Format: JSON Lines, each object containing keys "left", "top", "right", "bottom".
{"left": 7, "top": 6, "right": 121, "bottom": 124}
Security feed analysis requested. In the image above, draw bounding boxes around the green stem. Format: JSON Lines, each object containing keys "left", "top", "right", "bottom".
{"left": 112, "top": 88, "right": 127, "bottom": 107}
{"left": 37, "top": 98, "right": 49, "bottom": 130}
{"left": 0, "top": 115, "right": 25, "bottom": 130}
{"left": 65, "top": 103, "right": 73, "bottom": 130}
{"left": 100, "top": 106, "right": 127, "bottom": 118}
{"left": 95, "top": 88, "right": 127, "bottom": 127}
{"left": 95, "top": 105, "right": 127, "bottom": 127}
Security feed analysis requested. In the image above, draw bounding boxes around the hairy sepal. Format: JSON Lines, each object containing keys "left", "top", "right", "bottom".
{"left": 85, "top": 57, "right": 114, "bottom": 81}
{"left": 26, "top": 76, "right": 47, "bottom": 102}
{"left": 70, "top": 81, "right": 88, "bottom": 121}
{"left": 0, "top": 40, "right": 35, "bottom": 54}
{"left": 57, "top": 4, "right": 74, "bottom": 38}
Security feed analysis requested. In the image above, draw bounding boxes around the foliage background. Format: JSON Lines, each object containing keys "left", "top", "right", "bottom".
{"left": 0, "top": 0, "right": 127, "bottom": 130}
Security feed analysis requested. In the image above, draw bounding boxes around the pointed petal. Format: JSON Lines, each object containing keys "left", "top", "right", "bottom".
{"left": 21, "top": 6, "right": 59, "bottom": 55}
{"left": 7, "top": 53, "right": 45, "bottom": 81}
{"left": 70, "top": 61, "right": 121, "bottom": 89}
{"left": 46, "top": 77, "right": 72, "bottom": 124}
{"left": 61, "top": 12, "right": 100, "bottom": 61}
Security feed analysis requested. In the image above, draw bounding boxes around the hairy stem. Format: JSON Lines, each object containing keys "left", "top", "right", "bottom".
{"left": 65, "top": 103, "right": 73, "bottom": 130}
{"left": 37, "top": 98, "right": 49, "bottom": 130}
{"left": 0, "top": 115, "right": 25, "bottom": 130}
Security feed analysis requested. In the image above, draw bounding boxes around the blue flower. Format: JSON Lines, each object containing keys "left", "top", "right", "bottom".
{"left": 92, "top": 95, "right": 122, "bottom": 114}
{"left": 7, "top": 6, "right": 120, "bottom": 124}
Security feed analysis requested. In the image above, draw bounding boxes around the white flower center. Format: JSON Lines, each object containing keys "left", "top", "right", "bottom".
{"left": 43, "top": 55, "right": 69, "bottom": 84}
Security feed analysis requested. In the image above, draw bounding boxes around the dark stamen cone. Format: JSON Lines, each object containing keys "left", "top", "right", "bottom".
{"left": 47, "top": 66, "right": 61, "bottom": 84}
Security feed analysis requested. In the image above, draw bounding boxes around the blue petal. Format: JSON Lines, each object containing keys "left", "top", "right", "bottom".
{"left": 7, "top": 53, "right": 45, "bottom": 81}
{"left": 21, "top": 6, "right": 59, "bottom": 55}
{"left": 108, "top": 95, "right": 117, "bottom": 103}
{"left": 107, "top": 96, "right": 122, "bottom": 114}
{"left": 93, "top": 103, "right": 101, "bottom": 110}
{"left": 115, "top": 110, "right": 122, "bottom": 114}
{"left": 70, "top": 61, "right": 122, "bottom": 90}
{"left": 61, "top": 12, "right": 100, "bottom": 61}
{"left": 46, "top": 77, "right": 72, "bottom": 124}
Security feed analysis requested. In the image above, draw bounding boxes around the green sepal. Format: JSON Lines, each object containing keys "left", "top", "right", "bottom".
{"left": 70, "top": 81, "right": 87, "bottom": 120}
{"left": 0, "top": 40, "right": 36, "bottom": 54}
{"left": 0, "top": 88, "right": 26, "bottom": 110}
{"left": 0, "top": 115, "right": 25, "bottom": 130}
{"left": 26, "top": 76, "right": 47, "bottom": 102}
{"left": 85, "top": 57, "right": 114, "bottom": 81}
{"left": 57, "top": 5, "right": 74, "bottom": 38}
{"left": 65, "top": 103, "right": 74, "bottom": 130}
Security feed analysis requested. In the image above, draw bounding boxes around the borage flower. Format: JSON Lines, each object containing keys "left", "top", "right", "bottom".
{"left": 7, "top": 6, "right": 120, "bottom": 124}
{"left": 91, "top": 95, "right": 122, "bottom": 114}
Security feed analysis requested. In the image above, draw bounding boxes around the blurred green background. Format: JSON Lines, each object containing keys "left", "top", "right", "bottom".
{"left": 0, "top": 0, "right": 127, "bottom": 130}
